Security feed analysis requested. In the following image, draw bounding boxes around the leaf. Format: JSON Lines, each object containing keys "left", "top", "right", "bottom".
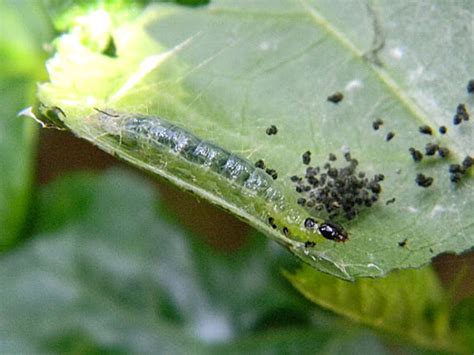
{"left": 35, "top": 1, "right": 474, "bottom": 279}
{"left": 284, "top": 264, "right": 471, "bottom": 353}
{"left": 451, "top": 296, "right": 474, "bottom": 349}
{"left": 0, "top": 169, "right": 392, "bottom": 353}
{"left": 0, "top": 0, "right": 52, "bottom": 248}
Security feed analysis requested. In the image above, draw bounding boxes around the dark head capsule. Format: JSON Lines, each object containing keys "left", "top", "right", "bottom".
{"left": 438, "top": 126, "right": 447, "bottom": 134}
{"left": 318, "top": 221, "right": 348, "bottom": 242}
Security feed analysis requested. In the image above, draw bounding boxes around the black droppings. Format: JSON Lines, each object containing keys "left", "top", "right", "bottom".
{"left": 450, "top": 173, "right": 462, "bottom": 183}
{"left": 291, "top": 152, "right": 384, "bottom": 220}
{"left": 327, "top": 92, "right": 344, "bottom": 104}
{"left": 458, "top": 104, "right": 469, "bottom": 121}
{"left": 297, "top": 197, "right": 306, "bottom": 206}
{"left": 265, "top": 125, "right": 278, "bottom": 135}
{"left": 439, "top": 126, "right": 447, "bottom": 134}
{"left": 385, "top": 197, "right": 396, "bottom": 205}
{"left": 453, "top": 103, "right": 469, "bottom": 125}
{"left": 290, "top": 175, "right": 301, "bottom": 182}
{"left": 425, "top": 143, "right": 439, "bottom": 156}
{"left": 283, "top": 227, "right": 289, "bottom": 236}
{"left": 462, "top": 155, "right": 473, "bottom": 169}
{"left": 374, "top": 174, "right": 385, "bottom": 182}
{"left": 438, "top": 147, "right": 450, "bottom": 158}
{"left": 453, "top": 115, "right": 462, "bottom": 125}
{"left": 448, "top": 160, "right": 470, "bottom": 183}
{"left": 368, "top": 181, "right": 382, "bottom": 194}
{"left": 415, "top": 173, "right": 433, "bottom": 188}
{"left": 268, "top": 217, "right": 277, "bottom": 229}
{"left": 318, "top": 221, "right": 348, "bottom": 242}
{"left": 329, "top": 153, "right": 337, "bottom": 161}
{"left": 255, "top": 159, "right": 265, "bottom": 169}
{"left": 327, "top": 167, "right": 338, "bottom": 178}
{"left": 344, "top": 152, "right": 352, "bottom": 162}
{"left": 409, "top": 147, "right": 423, "bottom": 162}
{"left": 386, "top": 131, "right": 395, "bottom": 141}
{"left": 398, "top": 238, "right": 407, "bottom": 247}
{"left": 302, "top": 151, "right": 312, "bottom": 165}
{"left": 304, "top": 217, "right": 317, "bottom": 230}
{"left": 304, "top": 241, "right": 316, "bottom": 248}
{"left": 265, "top": 168, "right": 278, "bottom": 180}
{"left": 418, "top": 125, "right": 433, "bottom": 135}
{"left": 307, "top": 200, "right": 316, "bottom": 208}
{"left": 467, "top": 79, "right": 474, "bottom": 94}
{"left": 449, "top": 164, "right": 463, "bottom": 174}
{"left": 372, "top": 118, "right": 384, "bottom": 130}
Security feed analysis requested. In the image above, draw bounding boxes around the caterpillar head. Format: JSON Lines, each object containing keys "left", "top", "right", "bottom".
{"left": 304, "top": 217, "right": 348, "bottom": 242}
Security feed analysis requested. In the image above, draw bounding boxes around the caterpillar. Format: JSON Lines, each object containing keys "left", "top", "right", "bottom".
{"left": 91, "top": 108, "right": 284, "bottom": 202}
{"left": 87, "top": 109, "right": 349, "bottom": 243}
{"left": 22, "top": 106, "right": 346, "bottom": 245}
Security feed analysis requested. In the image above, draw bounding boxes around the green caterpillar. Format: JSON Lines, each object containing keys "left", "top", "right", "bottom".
{"left": 89, "top": 108, "right": 348, "bottom": 243}
{"left": 27, "top": 105, "right": 348, "bottom": 245}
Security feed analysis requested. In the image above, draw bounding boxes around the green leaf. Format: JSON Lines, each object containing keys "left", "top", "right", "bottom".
{"left": 0, "top": 169, "right": 392, "bottom": 353}
{"left": 284, "top": 264, "right": 471, "bottom": 353}
{"left": 35, "top": 1, "right": 474, "bottom": 279}
{"left": 451, "top": 296, "right": 474, "bottom": 349}
{"left": 0, "top": 0, "right": 52, "bottom": 248}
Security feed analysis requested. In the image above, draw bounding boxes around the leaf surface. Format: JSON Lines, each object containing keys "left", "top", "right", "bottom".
{"left": 36, "top": 0, "right": 474, "bottom": 279}
{"left": 285, "top": 264, "right": 472, "bottom": 353}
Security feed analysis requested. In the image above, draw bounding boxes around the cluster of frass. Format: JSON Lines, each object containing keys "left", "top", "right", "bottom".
{"left": 291, "top": 151, "right": 384, "bottom": 221}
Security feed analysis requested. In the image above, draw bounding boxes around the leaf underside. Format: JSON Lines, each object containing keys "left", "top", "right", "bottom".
{"left": 37, "top": 0, "right": 474, "bottom": 279}
{"left": 285, "top": 264, "right": 471, "bottom": 353}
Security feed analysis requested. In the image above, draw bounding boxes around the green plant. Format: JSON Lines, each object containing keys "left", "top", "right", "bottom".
{"left": 1, "top": 0, "right": 473, "bottom": 353}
